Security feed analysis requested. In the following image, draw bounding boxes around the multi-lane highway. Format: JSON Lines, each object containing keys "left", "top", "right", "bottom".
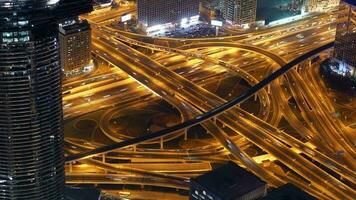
{"left": 63, "top": 6, "right": 356, "bottom": 200}
{"left": 89, "top": 32, "right": 354, "bottom": 199}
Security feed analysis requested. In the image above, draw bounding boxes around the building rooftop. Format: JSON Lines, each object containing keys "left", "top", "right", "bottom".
{"left": 262, "top": 183, "right": 317, "bottom": 200}
{"left": 59, "top": 20, "right": 91, "bottom": 35}
{"left": 192, "top": 161, "right": 266, "bottom": 200}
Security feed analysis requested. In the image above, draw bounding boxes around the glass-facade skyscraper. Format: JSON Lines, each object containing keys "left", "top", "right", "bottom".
{"left": 0, "top": 0, "right": 91, "bottom": 199}
{"left": 333, "top": 0, "right": 356, "bottom": 69}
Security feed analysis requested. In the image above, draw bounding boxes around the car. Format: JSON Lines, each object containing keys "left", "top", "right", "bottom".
{"left": 296, "top": 34, "right": 304, "bottom": 39}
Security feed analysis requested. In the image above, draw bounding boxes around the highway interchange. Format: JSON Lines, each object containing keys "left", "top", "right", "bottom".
{"left": 63, "top": 4, "right": 355, "bottom": 200}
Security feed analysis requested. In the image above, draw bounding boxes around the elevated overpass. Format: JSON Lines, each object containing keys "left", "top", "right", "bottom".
{"left": 65, "top": 42, "right": 334, "bottom": 163}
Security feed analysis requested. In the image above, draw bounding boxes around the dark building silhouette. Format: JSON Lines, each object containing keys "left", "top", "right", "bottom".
{"left": 64, "top": 186, "right": 101, "bottom": 200}
{"left": 262, "top": 183, "right": 317, "bottom": 200}
{"left": 0, "top": 0, "right": 91, "bottom": 199}
{"left": 189, "top": 161, "right": 267, "bottom": 200}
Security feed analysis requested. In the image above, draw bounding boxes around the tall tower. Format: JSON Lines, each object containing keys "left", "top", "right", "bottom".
{"left": 333, "top": 0, "right": 356, "bottom": 69}
{"left": 0, "top": 1, "right": 91, "bottom": 199}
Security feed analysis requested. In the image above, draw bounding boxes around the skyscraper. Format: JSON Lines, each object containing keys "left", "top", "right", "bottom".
{"left": 0, "top": 0, "right": 91, "bottom": 199}
{"left": 137, "top": 0, "right": 200, "bottom": 28}
{"left": 333, "top": 0, "right": 356, "bottom": 69}
{"left": 223, "top": 0, "right": 257, "bottom": 25}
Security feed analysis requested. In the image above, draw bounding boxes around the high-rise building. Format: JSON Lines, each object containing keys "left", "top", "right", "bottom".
{"left": 333, "top": 0, "right": 356, "bottom": 69}
{"left": 137, "top": 0, "right": 200, "bottom": 28}
{"left": 223, "top": 0, "right": 237, "bottom": 23}
{"left": 189, "top": 161, "right": 267, "bottom": 200}
{"left": 59, "top": 19, "right": 91, "bottom": 72}
{"left": 304, "top": 0, "right": 340, "bottom": 13}
{"left": 320, "top": 0, "right": 355, "bottom": 87}
{"left": 0, "top": 0, "right": 91, "bottom": 199}
{"left": 223, "top": 0, "right": 257, "bottom": 25}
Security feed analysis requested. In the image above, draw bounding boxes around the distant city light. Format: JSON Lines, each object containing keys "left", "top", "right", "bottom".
{"left": 47, "top": 0, "right": 60, "bottom": 5}
{"left": 147, "top": 24, "right": 166, "bottom": 35}
{"left": 98, "top": 0, "right": 112, "bottom": 7}
{"left": 268, "top": 14, "right": 306, "bottom": 27}
{"left": 211, "top": 20, "right": 223, "bottom": 27}
{"left": 180, "top": 15, "right": 200, "bottom": 28}
{"left": 190, "top": 15, "right": 200, "bottom": 21}
{"left": 181, "top": 18, "right": 188, "bottom": 25}
{"left": 121, "top": 14, "right": 132, "bottom": 22}
{"left": 330, "top": 60, "right": 355, "bottom": 77}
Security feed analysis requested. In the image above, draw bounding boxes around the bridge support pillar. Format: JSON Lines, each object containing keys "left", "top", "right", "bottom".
{"left": 102, "top": 154, "right": 107, "bottom": 174}
{"left": 160, "top": 138, "right": 164, "bottom": 149}
{"left": 213, "top": 117, "right": 217, "bottom": 124}
{"left": 133, "top": 145, "right": 137, "bottom": 152}
{"left": 69, "top": 162, "right": 73, "bottom": 173}
{"left": 254, "top": 94, "right": 257, "bottom": 101}
{"left": 102, "top": 154, "right": 106, "bottom": 163}
{"left": 267, "top": 84, "right": 271, "bottom": 94}
{"left": 184, "top": 129, "right": 188, "bottom": 140}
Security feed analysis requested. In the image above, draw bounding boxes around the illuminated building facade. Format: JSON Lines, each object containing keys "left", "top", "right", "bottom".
{"left": 59, "top": 19, "right": 91, "bottom": 72}
{"left": 0, "top": 0, "right": 91, "bottom": 199}
{"left": 223, "top": 0, "right": 257, "bottom": 25}
{"left": 137, "top": 0, "right": 200, "bottom": 28}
